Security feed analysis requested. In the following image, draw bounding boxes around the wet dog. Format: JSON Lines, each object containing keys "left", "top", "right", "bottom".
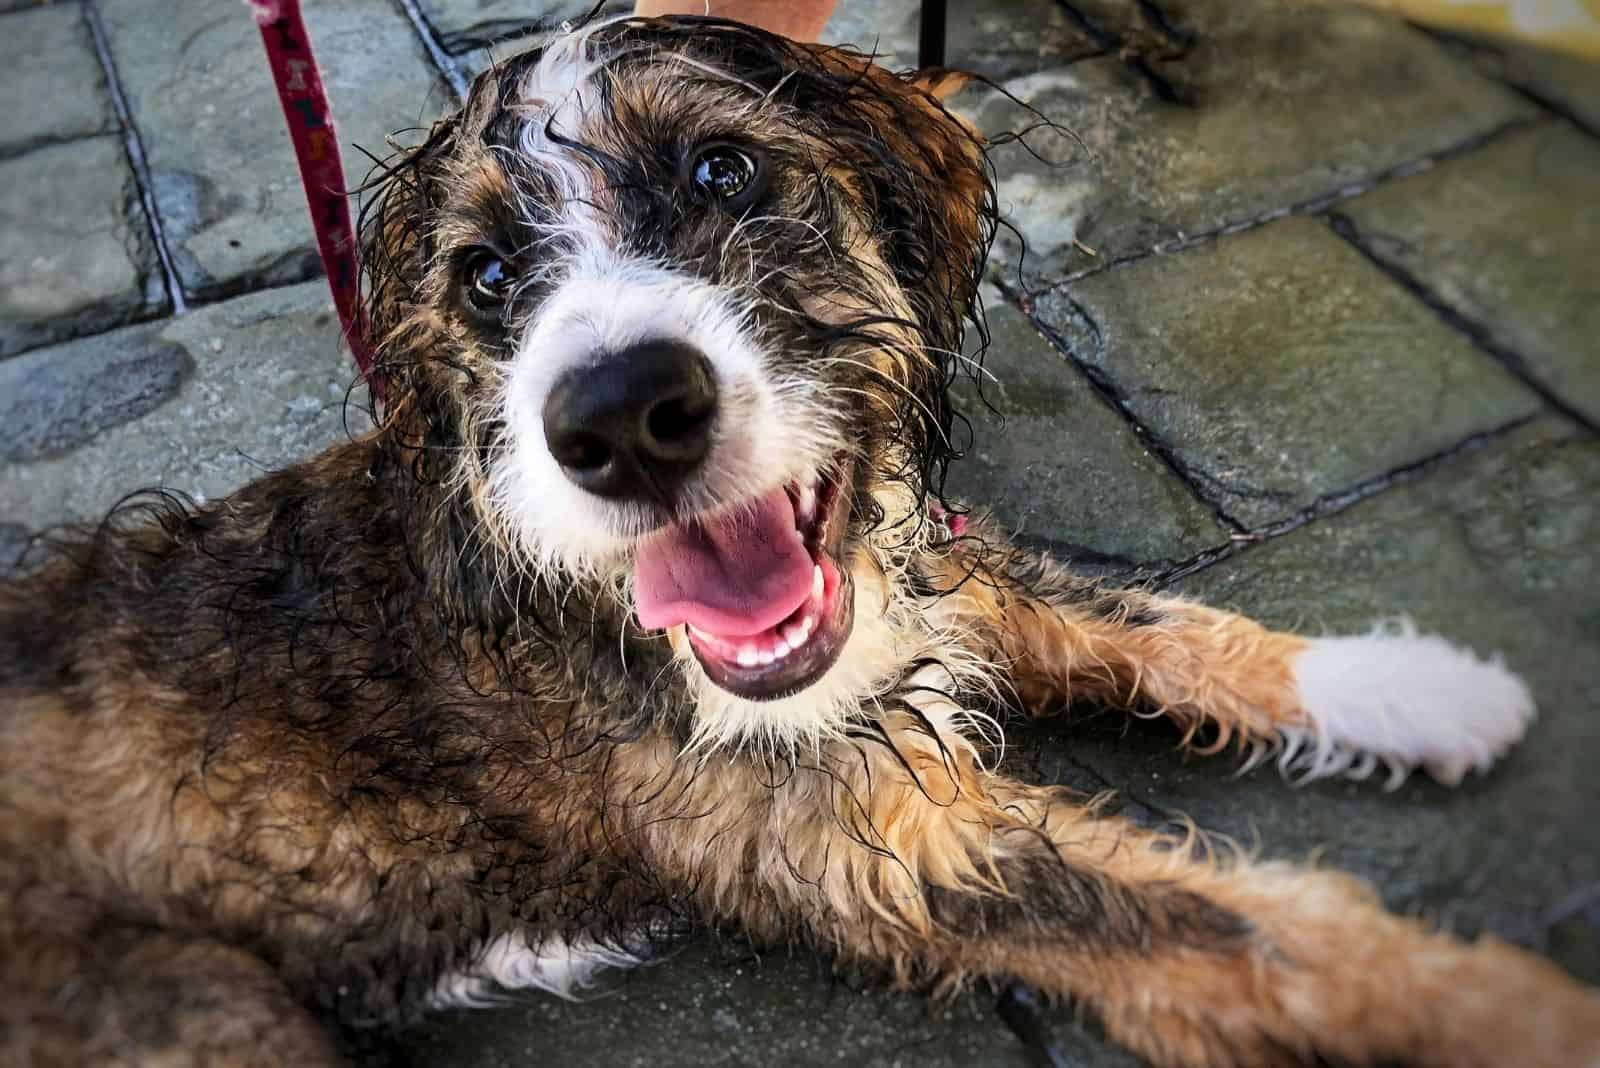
{"left": 2, "top": 15, "right": 1595, "bottom": 1068}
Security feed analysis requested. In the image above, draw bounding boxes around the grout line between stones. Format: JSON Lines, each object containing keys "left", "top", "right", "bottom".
{"left": 1050, "top": 0, "right": 1186, "bottom": 102}
{"left": 1039, "top": 115, "right": 1538, "bottom": 292}
{"left": 82, "top": 0, "right": 187, "bottom": 316}
{"left": 1147, "top": 414, "right": 1539, "bottom": 587}
{"left": 391, "top": 0, "right": 469, "bottom": 102}
{"left": 1416, "top": 26, "right": 1600, "bottom": 143}
{"left": 1005, "top": 285, "right": 1250, "bottom": 537}
{"left": 0, "top": 130, "right": 110, "bottom": 165}
{"left": 1322, "top": 211, "right": 1600, "bottom": 436}
{"left": 0, "top": 274, "right": 340, "bottom": 362}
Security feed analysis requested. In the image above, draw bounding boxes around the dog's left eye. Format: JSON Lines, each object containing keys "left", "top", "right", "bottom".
{"left": 686, "top": 144, "right": 761, "bottom": 208}
{"left": 464, "top": 250, "right": 517, "bottom": 311}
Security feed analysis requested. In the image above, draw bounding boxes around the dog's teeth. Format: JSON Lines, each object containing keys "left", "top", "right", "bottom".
{"left": 737, "top": 646, "right": 760, "bottom": 668}
{"left": 771, "top": 639, "right": 791, "bottom": 660}
{"left": 782, "top": 621, "right": 809, "bottom": 649}
{"left": 687, "top": 624, "right": 710, "bottom": 642}
{"left": 811, "top": 565, "right": 824, "bottom": 600}
{"left": 757, "top": 649, "right": 776, "bottom": 666}
{"left": 795, "top": 483, "right": 817, "bottom": 528}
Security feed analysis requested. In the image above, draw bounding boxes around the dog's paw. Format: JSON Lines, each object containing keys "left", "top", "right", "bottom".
{"left": 1282, "top": 620, "right": 1535, "bottom": 788}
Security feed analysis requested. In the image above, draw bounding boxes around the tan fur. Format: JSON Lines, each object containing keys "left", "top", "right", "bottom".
{"left": 926, "top": 516, "right": 1313, "bottom": 754}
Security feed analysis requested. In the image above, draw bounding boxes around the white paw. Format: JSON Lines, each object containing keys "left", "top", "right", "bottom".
{"left": 1283, "top": 620, "right": 1536, "bottom": 788}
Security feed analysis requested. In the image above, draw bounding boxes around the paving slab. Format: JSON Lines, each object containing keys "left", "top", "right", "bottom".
{"left": 821, "top": 0, "right": 1104, "bottom": 80}
{"left": 0, "top": 0, "right": 58, "bottom": 12}
{"left": 959, "top": 0, "right": 1535, "bottom": 289}
{"left": 0, "top": 282, "right": 368, "bottom": 539}
{"left": 1435, "top": 29, "right": 1600, "bottom": 133}
{"left": 97, "top": 0, "right": 447, "bottom": 302}
{"left": 945, "top": 290, "right": 1227, "bottom": 567}
{"left": 399, "top": 934, "right": 1144, "bottom": 1068}
{"left": 0, "top": 320, "right": 186, "bottom": 464}
{"left": 0, "top": 4, "right": 114, "bottom": 156}
{"left": 1331, "top": 122, "right": 1600, "bottom": 426}
{"left": 419, "top": 0, "right": 628, "bottom": 53}
{"left": 0, "top": 134, "right": 162, "bottom": 358}
{"left": 1031, "top": 216, "right": 1542, "bottom": 528}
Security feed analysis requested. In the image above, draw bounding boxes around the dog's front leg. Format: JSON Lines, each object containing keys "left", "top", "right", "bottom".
{"left": 635, "top": 703, "right": 1597, "bottom": 1068}
{"left": 922, "top": 516, "right": 1535, "bottom": 785}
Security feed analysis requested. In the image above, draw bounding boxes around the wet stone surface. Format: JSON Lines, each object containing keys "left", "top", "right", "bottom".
{"left": 0, "top": 282, "right": 368, "bottom": 539}
{"left": 822, "top": 0, "right": 1105, "bottom": 78}
{"left": 96, "top": 0, "right": 446, "bottom": 302}
{"left": 420, "top": 0, "right": 631, "bottom": 52}
{"left": 0, "top": 4, "right": 113, "bottom": 155}
{"left": 395, "top": 935, "right": 1145, "bottom": 1068}
{"left": 957, "top": 0, "right": 1535, "bottom": 290}
{"left": 1333, "top": 122, "right": 1600, "bottom": 426}
{"left": 1436, "top": 28, "right": 1600, "bottom": 135}
{"left": 946, "top": 290, "right": 1228, "bottom": 567}
{"left": 0, "top": 135, "right": 161, "bottom": 358}
{"left": 1031, "top": 216, "right": 1542, "bottom": 528}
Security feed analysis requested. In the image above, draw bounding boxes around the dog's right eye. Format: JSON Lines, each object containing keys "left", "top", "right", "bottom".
{"left": 463, "top": 250, "right": 517, "bottom": 311}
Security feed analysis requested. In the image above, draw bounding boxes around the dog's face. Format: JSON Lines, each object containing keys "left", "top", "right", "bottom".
{"left": 362, "top": 17, "right": 993, "bottom": 744}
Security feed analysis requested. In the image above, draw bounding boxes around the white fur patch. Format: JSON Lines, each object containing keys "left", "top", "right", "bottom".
{"left": 429, "top": 932, "right": 648, "bottom": 1009}
{"left": 493, "top": 255, "right": 845, "bottom": 577}
{"left": 1285, "top": 620, "right": 1536, "bottom": 788}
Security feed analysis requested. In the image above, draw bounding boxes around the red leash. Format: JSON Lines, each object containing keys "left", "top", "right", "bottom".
{"left": 247, "top": 0, "right": 381, "bottom": 400}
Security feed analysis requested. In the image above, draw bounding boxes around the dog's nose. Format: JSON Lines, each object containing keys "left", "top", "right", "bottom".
{"left": 543, "top": 339, "right": 718, "bottom": 501}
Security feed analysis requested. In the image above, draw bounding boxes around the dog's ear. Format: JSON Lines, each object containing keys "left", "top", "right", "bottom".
{"left": 818, "top": 55, "right": 994, "bottom": 354}
{"left": 906, "top": 68, "right": 971, "bottom": 103}
{"left": 356, "top": 115, "right": 461, "bottom": 375}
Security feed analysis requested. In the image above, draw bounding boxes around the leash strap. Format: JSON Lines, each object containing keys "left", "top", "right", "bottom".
{"left": 247, "top": 0, "right": 380, "bottom": 398}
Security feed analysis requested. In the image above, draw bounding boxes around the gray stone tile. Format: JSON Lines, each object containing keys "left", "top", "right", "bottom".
{"left": 1435, "top": 30, "right": 1600, "bottom": 133}
{"left": 419, "top": 0, "right": 626, "bottom": 53}
{"left": 959, "top": 0, "right": 1536, "bottom": 289}
{"left": 0, "top": 135, "right": 162, "bottom": 358}
{"left": 1145, "top": 418, "right": 1600, "bottom": 982}
{"left": 98, "top": 0, "right": 447, "bottom": 301}
{"left": 0, "top": 0, "right": 60, "bottom": 12}
{"left": 946, "top": 291, "right": 1227, "bottom": 566}
{"left": 456, "top": 0, "right": 1105, "bottom": 85}
{"left": 0, "top": 282, "right": 368, "bottom": 534}
{"left": 0, "top": 523, "right": 26, "bottom": 573}
{"left": 821, "top": 0, "right": 1103, "bottom": 80}
{"left": 1333, "top": 123, "right": 1600, "bottom": 426}
{"left": 403, "top": 935, "right": 1145, "bottom": 1068}
{"left": 1032, "top": 216, "right": 1541, "bottom": 528}
{"left": 0, "top": 323, "right": 186, "bottom": 463}
{"left": 0, "top": 4, "right": 114, "bottom": 155}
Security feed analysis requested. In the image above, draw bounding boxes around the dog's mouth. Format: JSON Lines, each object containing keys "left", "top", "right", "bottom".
{"left": 633, "top": 463, "right": 856, "bottom": 701}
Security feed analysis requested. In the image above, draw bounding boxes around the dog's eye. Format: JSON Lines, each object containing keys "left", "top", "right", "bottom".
{"left": 686, "top": 144, "right": 760, "bottom": 207}
{"left": 464, "top": 250, "right": 516, "bottom": 310}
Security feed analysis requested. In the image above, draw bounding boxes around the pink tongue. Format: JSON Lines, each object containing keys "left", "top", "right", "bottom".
{"left": 634, "top": 487, "right": 814, "bottom": 638}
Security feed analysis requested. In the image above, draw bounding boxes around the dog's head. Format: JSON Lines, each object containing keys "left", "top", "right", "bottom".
{"left": 362, "top": 16, "right": 994, "bottom": 744}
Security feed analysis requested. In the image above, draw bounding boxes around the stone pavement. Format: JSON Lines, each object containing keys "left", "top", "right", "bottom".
{"left": 1, "top": 1, "right": 1597, "bottom": 1064}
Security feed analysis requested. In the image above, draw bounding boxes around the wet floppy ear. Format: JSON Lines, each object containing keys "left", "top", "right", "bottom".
{"left": 356, "top": 115, "right": 459, "bottom": 348}
{"left": 869, "top": 67, "right": 993, "bottom": 350}
{"left": 906, "top": 68, "right": 971, "bottom": 103}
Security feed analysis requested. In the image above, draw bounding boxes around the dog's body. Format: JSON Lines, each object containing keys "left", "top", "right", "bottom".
{"left": 2, "top": 16, "right": 1595, "bottom": 1068}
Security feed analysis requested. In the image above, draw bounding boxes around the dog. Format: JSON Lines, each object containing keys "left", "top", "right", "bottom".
{"left": 2, "top": 15, "right": 1596, "bottom": 1068}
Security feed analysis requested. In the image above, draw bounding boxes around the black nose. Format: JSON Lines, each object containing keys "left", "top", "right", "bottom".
{"left": 542, "top": 339, "right": 719, "bottom": 502}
